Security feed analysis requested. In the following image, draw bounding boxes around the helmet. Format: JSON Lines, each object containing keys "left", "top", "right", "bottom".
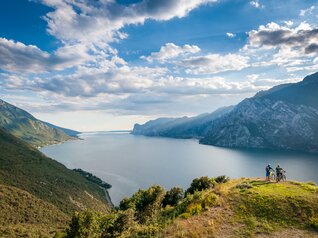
{"left": 268, "top": 164, "right": 271, "bottom": 166}
{"left": 277, "top": 164, "right": 280, "bottom": 167}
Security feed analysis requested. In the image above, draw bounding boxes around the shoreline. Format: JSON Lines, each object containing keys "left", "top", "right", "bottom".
{"left": 102, "top": 188, "right": 114, "bottom": 208}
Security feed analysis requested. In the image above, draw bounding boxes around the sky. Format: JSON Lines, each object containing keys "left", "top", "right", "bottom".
{"left": 1, "top": 0, "right": 318, "bottom": 131}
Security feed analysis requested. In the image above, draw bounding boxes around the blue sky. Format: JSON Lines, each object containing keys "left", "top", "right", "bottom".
{"left": 1, "top": 0, "right": 318, "bottom": 131}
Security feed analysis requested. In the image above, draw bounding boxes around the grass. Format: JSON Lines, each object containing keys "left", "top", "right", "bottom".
{"left": 163, "top": 178, "right": 318, "bottom": 237}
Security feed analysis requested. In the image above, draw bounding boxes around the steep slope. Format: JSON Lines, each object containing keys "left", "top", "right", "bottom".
{"left": 0, "top": 127, "right": 111, "bottom": 215}
{"left": 132, "top": 106, "right": 233, "bottom": 139}
{"left": 0, "top": 184, "right": 69, "bottom": 237}
{"left": 201, "top": 72, "right": 318, "bottom": 152}
{"left": 0, "top": 99, "right": 77, "bottom": 147}
{"left": 42, "top": 121, "right": 80, "bottom": 137}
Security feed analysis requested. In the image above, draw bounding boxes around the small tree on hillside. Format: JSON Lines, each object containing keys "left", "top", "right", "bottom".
{"left": 186, "top": 176, "right": 216, "bottom": 195}
{"left": 162, "top": 187, "right": 184, "bottom": 207}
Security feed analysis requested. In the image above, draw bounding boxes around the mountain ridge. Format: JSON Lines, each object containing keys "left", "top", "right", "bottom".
{"left": 132, "top": 72, "right": 318, "bottom": 153}
{"left": 0, "top": 99, "right": 78, "bottom": 147}
{"left": 132, "top": 106, "right": 234, "bottom": 139}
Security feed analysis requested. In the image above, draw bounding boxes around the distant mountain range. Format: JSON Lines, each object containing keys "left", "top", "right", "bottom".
{"left": 133, "top": 106, "right": 234, "bottom": 139}
{"left": 132, "top": 72, "right": 318, "bottom": 153}
{"left": 0, "top": 99, "right": 79, "bottom": 147}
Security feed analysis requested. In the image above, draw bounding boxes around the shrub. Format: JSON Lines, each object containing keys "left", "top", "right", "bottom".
{"left": 306, "top": 181, "right": 317, "bottom": 186}
{"left": 66, "top": 211, "right": 105, "bottom": 238}
{"left": 119, "top": 197, "right": 134, "bottom": 210}
{"left": 236, "top": 182, "right": 253, "bottom": 189}
{"left": 179, "top": 212, "right": 191, "bottom": 219}
{"left": 309, "top": 217, "right": 318, "bottom": 231}
{"left": 132, "top": 224, "right": 161, "bottom": 237}
{"left": 119, "top": 185, "right": 165, "bottom": 224}
{"left": 186, "top": 176, "right": 216, "bottom": 195}
{"left": 215, "top": 175, "right": 230, "bottom": 184}
{"left": 202, "top": 192, "right": 218, "bottom": 208}
{"left": 162, "top": 187, "right": 184, "bottom": 207}
{"left": 186, "top": 203, "right": 202, "bottom": 215}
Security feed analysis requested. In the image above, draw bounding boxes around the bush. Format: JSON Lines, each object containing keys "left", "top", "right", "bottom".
{"left": 236, "top": 182, "right": 253, "bottom": 189}
{"left": 186, "top": 176, "right": 216, "bottom": 195}
{"left": 309, "top": 217, "right": 318, "bottom": 231}
{"left": 186, "top": 203, "right": 202, "bottom": 215}
{"left": 202, "top": 192, "right": 218, "bottom": 208}
{"left": 162, "top": 187, "right": 184, "bottom": 207}
{"left": 306, "top": 181, "right": 317, "bottom": 186}
{"left": 215, "top": 175, "right": 230, "bottom": 184}
{"left": 179, "top": 212, "right": 191, "bottom": 219}
{"left": 66, "top": 211, "right": 105, "bottom": 238}
{"left": 119, "top": 197, "right": 134, "bottom": 210}
{"left": 119, "top": 185, "right": 165, "bottom": 224}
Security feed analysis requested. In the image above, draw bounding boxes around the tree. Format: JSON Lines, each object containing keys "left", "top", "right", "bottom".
{"left": 162, "top": 187, "right": 184, "bottom": 207}
{"left": 119, "top": 185, "right": 165, "bottom": 224}
{"left": 186, "top": 176, "right": 216, "bottom": 195}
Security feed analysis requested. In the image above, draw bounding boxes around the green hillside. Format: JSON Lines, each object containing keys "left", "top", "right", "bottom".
{"left": 0, "top": 127, "right": 111, "bottom": 236}
{"left": 0, "top": 184, "right": 69, "bottom": 238}
{"left": 0, "top": 99, "right": 77, "bottom": 147}
{"left": 60, "top": 177, "right": 318, "bottom": 238}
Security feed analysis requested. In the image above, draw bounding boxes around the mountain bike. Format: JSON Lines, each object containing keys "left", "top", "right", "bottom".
{"left": 269, "top": 171, "right": 276, "bottom": 181}
{"left": 276, "top": 171, "right": 286, "bottom": 182}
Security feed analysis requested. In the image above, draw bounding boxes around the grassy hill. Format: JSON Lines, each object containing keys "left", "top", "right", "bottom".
{"left": 0, "top": 99, "right": 77, "bottom": 147}
{"left": 164, "top": 178, "right": 318, "bottom": 237}
{"left": 0, "top": 127, "right": 111, "bottom": 236}
{"left": 59, "top": 177, "right": 318, "bottom": 238}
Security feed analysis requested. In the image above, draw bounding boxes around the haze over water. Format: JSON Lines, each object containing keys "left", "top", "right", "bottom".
{"left": 41, "top": 132, "right": 318, "bottom": 205}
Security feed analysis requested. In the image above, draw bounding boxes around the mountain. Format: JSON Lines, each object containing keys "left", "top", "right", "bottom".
{"left": 132, "top": 106, "right": 234, "bottom": 139}
{"left": 0, "top": 99, "right": 78, "bottom": 147}
{"left": 132, "top": 72, "right": 318, "bottom": 153}
{"left": 200, "top": 72, "right": 318, "bottom": 152}
{"left": 42, "top": 121, "right": 80, "bottom": 137}
{"left": 0, "top": 127, "right": 111, "bottom": 236}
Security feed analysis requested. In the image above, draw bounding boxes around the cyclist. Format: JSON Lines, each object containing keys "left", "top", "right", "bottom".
{"left": 265, "top": 164, "right": 274, "bottom": 182}
{"left": 276, "top": 164, "right": 285, "bottom": 182}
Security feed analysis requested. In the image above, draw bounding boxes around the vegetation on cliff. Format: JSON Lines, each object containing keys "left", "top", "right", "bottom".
{"left": 0, "top": 128, "right": 111, "bottom": 237}
{"left": 57, "top": 176, "right": 318, "bottom": 237}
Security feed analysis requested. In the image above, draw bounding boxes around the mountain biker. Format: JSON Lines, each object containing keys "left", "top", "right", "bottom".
{"left": 276, "top": 164, "right": 285, "bottom": 182}
{"left": 265, "top": 164, "right": 274, "bottom": 182}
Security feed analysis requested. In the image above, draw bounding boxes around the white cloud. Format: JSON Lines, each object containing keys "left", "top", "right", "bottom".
{"left": 246, "top": 22, "right": 318, "bottom": 55}
{"left": 2, "top": 0, "right": 318, "bottom": 121}
{"left": 0, "top": 37, "right": 95, "bottom": 73}
{"left": 284, "top": 20, "right": 293, "bottom": 27}
{"left": 226, "top": 32, "right": 236, "bottom": 38}
{"left": 243, "top": 21, "right": 318, "bottom": 75}
{"left": 141, "top": 43, "right": 200, "bottom": 62}
{"left": 41, "top": 0, "right": 218, "bottom": 47}
{"left": 300, "top": 6, "right": 315, "bottom": 17}
{"left": 181, "top": 53, "right": 250, "bottom": 74}
{"left": 249, "top": 0, "right": 263, "bottom": 9}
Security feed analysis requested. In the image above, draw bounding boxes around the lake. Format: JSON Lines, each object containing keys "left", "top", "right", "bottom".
{"left": 41, "top": 132, "right": 318, "bottom": 205}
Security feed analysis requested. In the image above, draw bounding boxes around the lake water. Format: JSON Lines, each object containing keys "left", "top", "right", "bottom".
{"left": 41, "top": 132, "right": 318, "bottom": 205}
